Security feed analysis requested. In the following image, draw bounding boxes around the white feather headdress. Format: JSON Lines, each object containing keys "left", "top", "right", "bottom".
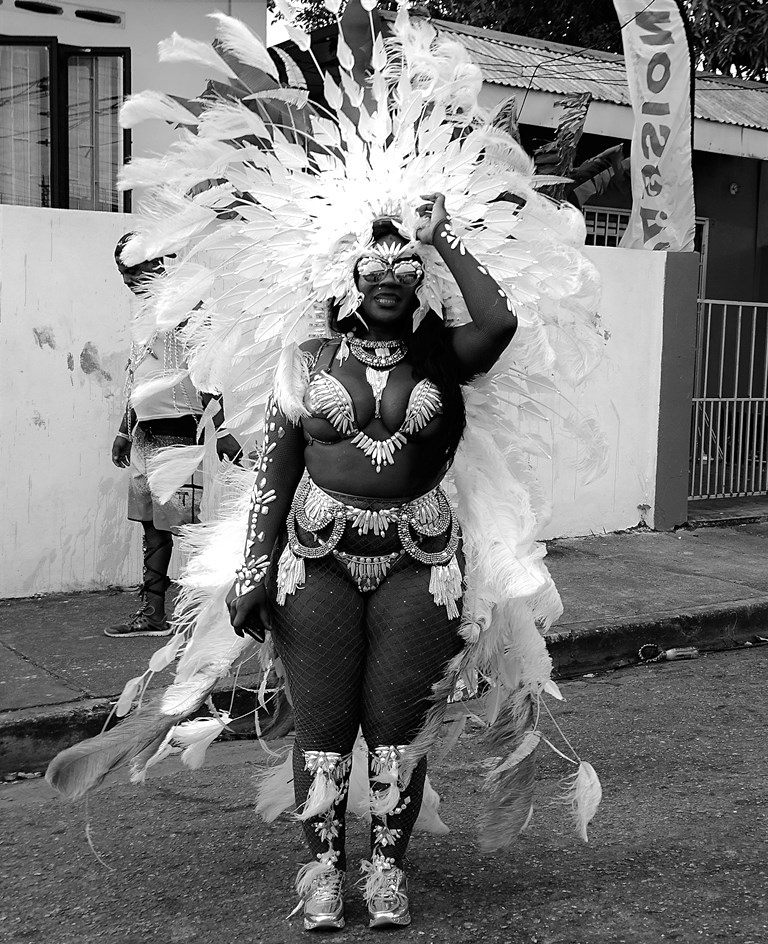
{"left": 48, "top": 1, "right": 603, "bottom": 845}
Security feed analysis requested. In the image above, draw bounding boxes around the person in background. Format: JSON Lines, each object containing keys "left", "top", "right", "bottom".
{"left": 108, "top": 235, "right": 240, "bottom": 638}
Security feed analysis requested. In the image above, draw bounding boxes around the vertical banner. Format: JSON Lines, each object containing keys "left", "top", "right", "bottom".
{"left": 613, "top": 0, "right": 696, "bottom": 251}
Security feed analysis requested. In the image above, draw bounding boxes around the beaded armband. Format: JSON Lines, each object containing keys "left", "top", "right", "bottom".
{"left": 233, "top": 395, "right": 288, "bottom": 598}
{"left": 232, "top": 554, "right": 270, "bottom": 596}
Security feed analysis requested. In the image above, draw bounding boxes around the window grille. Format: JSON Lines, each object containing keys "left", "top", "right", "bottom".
{"left": 0, "top": 37, "right": 129, "bottom": 212}
{"left": 67, "top": 54, "right": 124, "bottom": 211}
{"left": 0, "top": 44, "right": 53, "bottom": 207}
{"left": 584, "top": 206, "right": 709, "bottom": 296}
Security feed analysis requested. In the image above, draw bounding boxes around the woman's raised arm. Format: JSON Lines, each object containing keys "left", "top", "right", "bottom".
{"left": 416, "top": 193, "right": 517, "bottom": 378}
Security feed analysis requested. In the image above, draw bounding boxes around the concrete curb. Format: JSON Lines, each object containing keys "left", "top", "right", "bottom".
{"left": 3, "top": 600, "right": 767, "bottom": 776}
{"left": 547, "top": 598, "right": 768, "bottom": 677}
{"left": 686, "top": 514, "right": 768, "bottom": 529}
{"left": 0, "top": 677, "right": 266, "bottom": 778}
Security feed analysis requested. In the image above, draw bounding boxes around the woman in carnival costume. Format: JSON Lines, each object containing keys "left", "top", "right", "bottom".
{"left": 47, "top": 0, "right": 606, "bottom": 932}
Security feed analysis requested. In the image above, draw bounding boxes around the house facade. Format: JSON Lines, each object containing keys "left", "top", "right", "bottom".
{"left": 290, "top": 13, "right": 768, "bottom": 506}
{"left": 0, "top": 1, "right": 268, "bottom": 597}
{"left": 0, "top": 7, "right": 756, "bottom": 595}
{"left": 423, "top": 18, "right": 768, "bottom": 505}
{"left": 1, "top": 0, "right": 268, "bottom": 210}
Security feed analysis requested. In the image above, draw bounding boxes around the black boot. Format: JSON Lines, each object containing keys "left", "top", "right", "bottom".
{"left": 105, "top": 533, "right": 173, "bottom": 638}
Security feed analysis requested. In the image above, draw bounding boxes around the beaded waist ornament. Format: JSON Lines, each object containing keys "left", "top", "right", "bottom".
{"left": 276, "top": 476, "right": 463, "bottom": 617}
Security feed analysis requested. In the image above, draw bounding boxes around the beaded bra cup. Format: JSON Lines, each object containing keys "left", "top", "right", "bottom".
{"left": 304, "top": 369, "right": 443, "bottom": 473}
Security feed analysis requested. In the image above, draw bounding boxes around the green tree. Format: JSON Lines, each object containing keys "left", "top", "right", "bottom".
{"left": 270, "top": 0, "right": 768, "bottom": 82}
{"left": 689, "top": 0, "right": 768, "bottom": 81}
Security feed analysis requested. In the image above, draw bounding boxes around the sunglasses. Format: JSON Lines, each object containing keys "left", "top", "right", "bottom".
{"left": 357, "top": 256, "right": 424, "bottom": 287}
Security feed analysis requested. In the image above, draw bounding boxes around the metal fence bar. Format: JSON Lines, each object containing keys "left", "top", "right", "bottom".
{"left": 728, "top": 307, "right": 743, "bottom": 495}
{"left": 759, "top": 332, "right": 768, "bottom": 493}
{"left": 745, "top": 313, "right": 757, "bottom": 492}
{"left": 712, "top": 306, "right": 726, "bottom": 495}
{"left": 689, "top": 300, "right": 768, "bottom": 500}
{"left": 700, "top": 303, "right": 713, "bottom": 497}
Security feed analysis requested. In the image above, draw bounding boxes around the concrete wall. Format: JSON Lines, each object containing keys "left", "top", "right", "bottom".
{"left": 0, "top": 209, "right": 697, "bottom": 596}
{"left": 538, "top": 248, "right": 697, "bottom": 538}
{"left": 3, "top": 0, "right": 268, "bottom": 176}
{"left": 0, "top": 205, "right": 143, "bottom": 597}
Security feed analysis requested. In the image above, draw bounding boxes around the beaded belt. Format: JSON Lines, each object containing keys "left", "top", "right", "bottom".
{"left": 276, "top": 476, "right": 463, "bottom": 617}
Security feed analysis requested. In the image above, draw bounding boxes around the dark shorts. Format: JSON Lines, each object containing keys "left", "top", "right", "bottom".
{"left": 127, "top": 419, "right": 202, "bottom": 533}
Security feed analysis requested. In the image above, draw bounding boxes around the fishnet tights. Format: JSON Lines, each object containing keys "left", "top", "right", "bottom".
{"left": 268, "top": 546, "right": 462, "bottom": 866}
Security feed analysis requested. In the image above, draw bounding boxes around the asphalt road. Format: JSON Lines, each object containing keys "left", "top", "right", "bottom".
{"left": 1, "top": 648, "right": 765, "bottom": 944}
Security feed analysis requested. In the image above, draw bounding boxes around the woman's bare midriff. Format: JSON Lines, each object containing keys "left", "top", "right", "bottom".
{"left": 303, "top": 438, "right": 448, "bottom": 499}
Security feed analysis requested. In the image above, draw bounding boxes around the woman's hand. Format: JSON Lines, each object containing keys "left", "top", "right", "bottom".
{"left": 226, "top": 582, "right": 271, "bottom": 643}
{"left": 112, "top": 435, "right": 131, "bottom": 468}
{"left": 415, "top": 192, "right": 450, "bottom": 246}
{"left": 216, "top": 433, "right": 242, "bottom": 463}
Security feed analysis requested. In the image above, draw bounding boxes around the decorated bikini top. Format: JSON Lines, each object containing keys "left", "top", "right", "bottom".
{"left": 304, "top": 338, "right": 443, "bottom": 473}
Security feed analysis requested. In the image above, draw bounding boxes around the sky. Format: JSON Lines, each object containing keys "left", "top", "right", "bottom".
{"left": 266, "top": 10, "right": 290, "bottom": 46}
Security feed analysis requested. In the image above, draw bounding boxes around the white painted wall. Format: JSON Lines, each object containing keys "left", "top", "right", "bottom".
{"left": 0, "top": 210, "right": 672, "bottom": 597}
{"left": 0, "top": 205, "right": 143, "bottom": 597}
{"left": 3, "top": 0, "right": 268, "bottom": 174}
{"left": 539, "top": 247, "right": 666, "bottom": 537}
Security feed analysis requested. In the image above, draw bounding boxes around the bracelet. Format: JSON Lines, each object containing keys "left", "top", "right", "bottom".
{"left": 233, "top": 554, "right": 270, "bottom": 596}
{"left": 116, "top": 431, "right": 131, "bottom": 441}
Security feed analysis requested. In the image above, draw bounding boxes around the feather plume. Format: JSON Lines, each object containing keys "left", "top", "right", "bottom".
{"left": 243, "top": 88, "right": 310, "bottom": 107}
{"left": 296, "top": 770, "right": 340, "bottom": 820}
{"left": 360, "top": 858, "right": 400, "bottom": 905}
{"left": 153, "top": 265, "right": 214, "bottom": 329}
{"left": 120, "top": 90, "right": 198, "bottom": 129}
{"left": 271, "top": 46, "right": 308, "bottom": 90}
{"left": 196, "top": 101, "right": 269, "bottom": 141}
{"left": 561, "top": 412, "right": 610, "bottom": 485}
{"left": 414, "top": 776, "right": 450, "bottom": 835}
{"left": 369, "top": 782, "right": 400, "bottom": 817}
{"left": 158, "top": 32, "right": 238, "bottom": 79}
{"left": 130, "top": 731, "right": 178, "bottom": 783}
{"left": 173, "top": 715, "right": 230, "bottom": 770}
{"left": 255, "top": 749, "right": 294, "bottom": 822}
{"left": 478, "top": 749, "right": 537, "bottom": 851}
{"left": 346, "top": 740, "right": 372, "bottom": 820}
{"left": 209, "top": 12, "right": 278, "bottom": 79}
{"left": 563, "top": 761, "right": 602, "bottom": 842}
{"left": 146, "top": 445, "right": 206, "bottom": 504}
{"left": 295, "top": 859, "right": 334, "bottom": 898}
{"left": 46, "top": 705, "right": 177, "bottom": 801}
{"left": 148, "top": 632, "right": 186, "bottom": 673}
{"left": 130, "top": 372, "right": 189, "bottom": 410}
{"left": 272, "top": 343, "right": 310, "bottom": 422}
{"left": 121, "top": 193, "right": 215, "bottom": 262}
{"left": 486, "top": 730, "right": 541, "bottom": 779}
{"left": 115, "top": 675, "right": 146, "bottom": 718}
{"left": 284, "top": 22, "right": 312, "bottom": 53}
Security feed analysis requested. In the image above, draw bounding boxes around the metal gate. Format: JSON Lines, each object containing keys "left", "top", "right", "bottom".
{"left": 690, "top": 300, "right": 768, "bottom": 499}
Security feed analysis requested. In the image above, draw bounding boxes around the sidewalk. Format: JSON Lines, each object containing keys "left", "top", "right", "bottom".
{"left": 2, "top": 518, "right": 767, "bottom": 775}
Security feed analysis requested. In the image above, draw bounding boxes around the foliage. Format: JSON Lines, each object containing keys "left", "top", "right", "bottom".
{"left": 268, "top": 0, "right": 768, "bottom": 81}
{"left": 688, "top": 0, "right": 768, "bottom": 81}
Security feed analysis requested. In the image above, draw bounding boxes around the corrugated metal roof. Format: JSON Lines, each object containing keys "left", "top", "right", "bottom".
{"left": 427, "top": 17, "right": 768, "bottom": 133}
